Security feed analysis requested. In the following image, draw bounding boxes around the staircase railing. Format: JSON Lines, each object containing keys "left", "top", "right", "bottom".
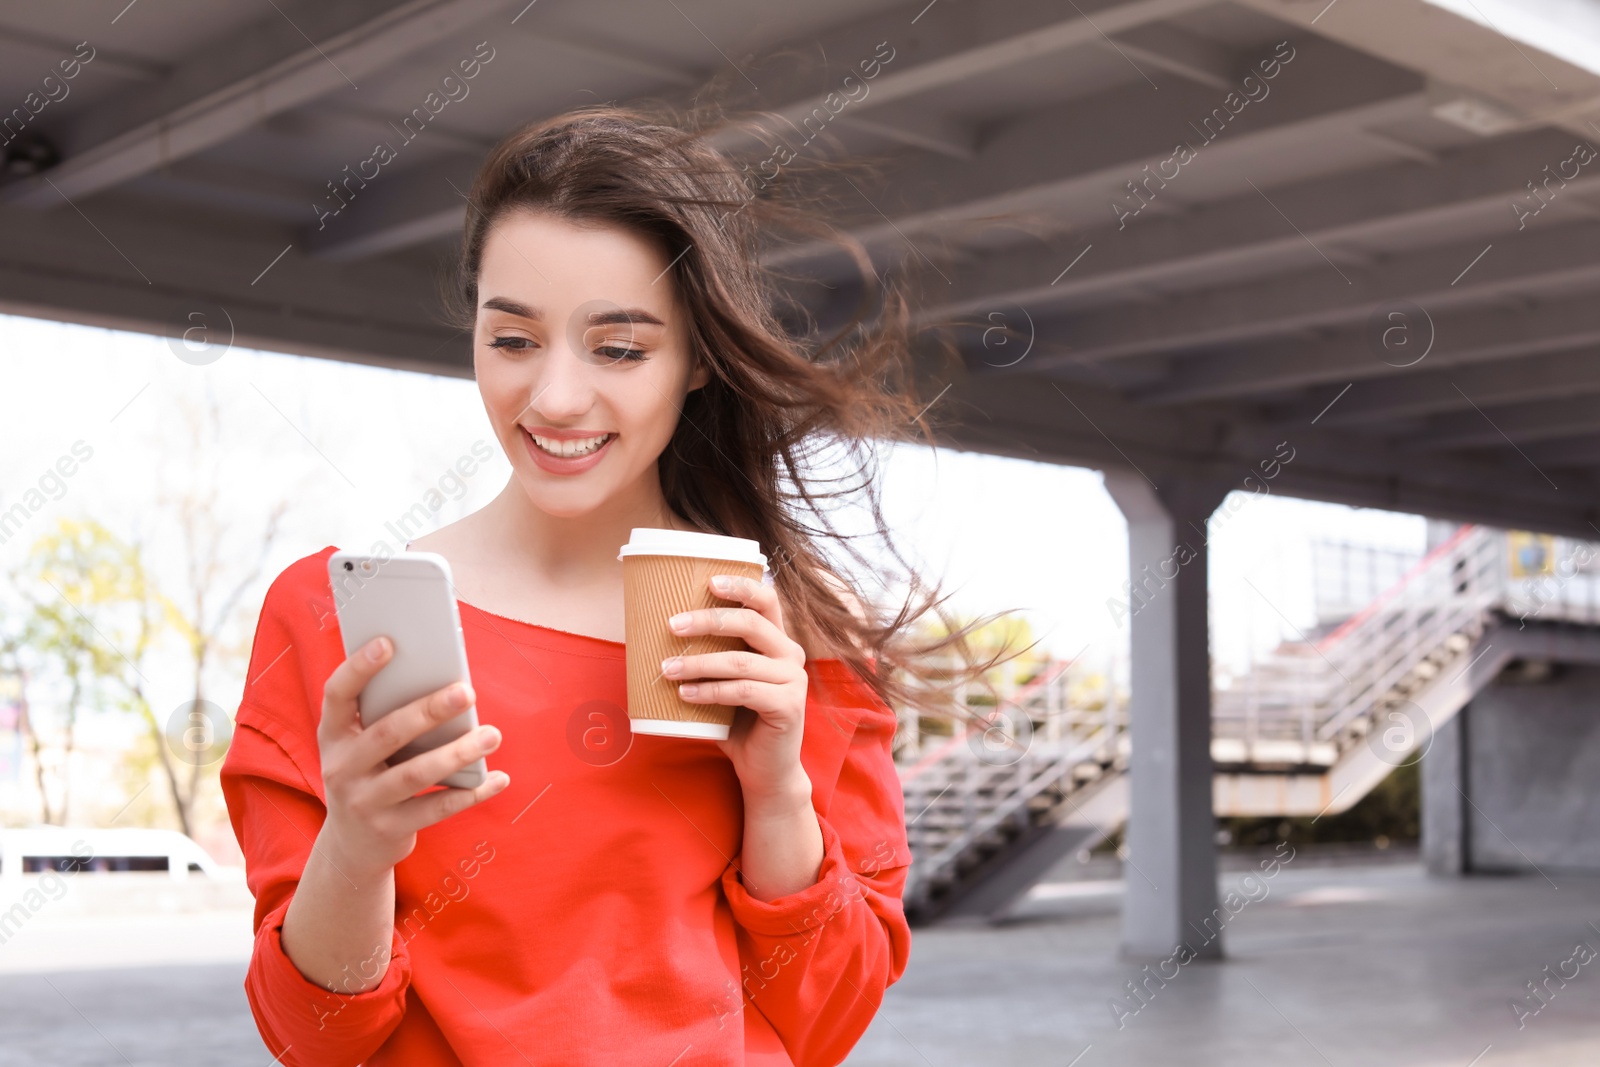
{"left": 899, "top": 660, "right": 1121, "bottom": 902}
{"left": 1212, "top": 525, "right": 1502, "bottom": 757}
{"left": 896, "top": 523, "right": 1600, "bottom": 912}
{"left": 897, "top": 659, "right": 1073, "bottom": 782}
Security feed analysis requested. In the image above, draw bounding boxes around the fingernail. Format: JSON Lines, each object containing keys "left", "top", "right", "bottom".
{"left": 661, "top": 656, "right": 681, "bottom": 675}
{"left": 367, "top": 638, "right": 388, "bottom": 662}
{"left": 669, "top": 613, "right": 690, "bottom": 631}
{"left": 711, "top": 575, "right": 731, "bottom": 591}
{"left": 478, "top": 725, "right": 501, "bottom": 749}
{"left": 449, "top": 684, "right": 472, "bottom": 709}
{"left": 679, "top": 683, "right": 699, "bottom": 698}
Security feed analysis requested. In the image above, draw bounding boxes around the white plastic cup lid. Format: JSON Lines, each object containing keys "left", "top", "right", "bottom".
{"left": 617, "top": 527, "right": 768, "bottom": 569}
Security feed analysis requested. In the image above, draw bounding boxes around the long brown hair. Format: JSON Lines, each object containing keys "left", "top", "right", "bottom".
{"left": 445, "top": 102, "right": 1037, "bottom": 734}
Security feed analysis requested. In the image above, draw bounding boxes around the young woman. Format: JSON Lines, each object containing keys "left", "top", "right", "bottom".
{"left": 222, "top": 106, "right": 1011, "bottom": 1067}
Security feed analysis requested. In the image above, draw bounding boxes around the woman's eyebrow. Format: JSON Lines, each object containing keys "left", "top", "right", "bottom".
{"left": 482, "top": 297, "right": 542, "bottom": 319}
{"left": 589, "top": 308, "right": 665, "bottom": 326}
{"left": 480, "top": 298, "right": 663, "bottom": 327}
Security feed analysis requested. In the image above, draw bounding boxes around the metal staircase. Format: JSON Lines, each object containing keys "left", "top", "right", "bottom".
{"left": 1211, "top": 523, "right": 1498, "bottom": 810}
{"left": 896, "top": 524, "right": 1600, "bottom": 923}
{"left": 898, "top": 661, "right": 1121, "bottom": 915}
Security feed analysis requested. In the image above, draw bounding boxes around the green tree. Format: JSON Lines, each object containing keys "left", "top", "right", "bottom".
{"left": 7, "top": 514, "right": 278, "bottom": 837}
{"left": 914, "top": 611, "right": 1050, "bottom": 699}
{"left": 8, "top": 518, "right": 138, "bottom": 824}
{"left": 154, "top": 476, "right": 285, "bottom": 837}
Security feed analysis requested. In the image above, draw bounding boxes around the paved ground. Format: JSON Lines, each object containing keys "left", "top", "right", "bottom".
{"left": 4, "top": 851, "right": 1600, "bottom": 1065}
{"left": 0, "top": 963, "right": 269, "bottom": 1066}
{"left": 849, "top": 849, "right": 1600, "bottom": 1066}
{"left": 0, "top": 873, "right": 269, "bottom": 1065}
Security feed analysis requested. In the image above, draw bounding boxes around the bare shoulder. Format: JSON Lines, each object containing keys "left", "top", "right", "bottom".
{"left": 816, "top": 569, "right": 869, "bottom": 625}
{"left": 405, "top": 512, "right": 477, "bottom": 554}
{"left": 799, "top": 568, "right": 871, "bottom": 660}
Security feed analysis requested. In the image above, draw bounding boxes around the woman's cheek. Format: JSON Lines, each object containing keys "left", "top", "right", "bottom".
{"left": 624, "top": 380, "right": 674, "bottom": 446}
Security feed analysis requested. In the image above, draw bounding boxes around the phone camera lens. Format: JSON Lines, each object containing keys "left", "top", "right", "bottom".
{"left": 343, "top": 561, "right": 353, "bottom": 571}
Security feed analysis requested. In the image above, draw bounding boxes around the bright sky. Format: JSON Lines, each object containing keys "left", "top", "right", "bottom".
{"left": 0, "top": 312, "right": 1429, "bottom": 719}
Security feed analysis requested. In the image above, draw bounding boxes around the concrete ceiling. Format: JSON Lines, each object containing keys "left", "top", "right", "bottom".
{"left": 3, "top": 0, "right": 1600, "bottom": 537}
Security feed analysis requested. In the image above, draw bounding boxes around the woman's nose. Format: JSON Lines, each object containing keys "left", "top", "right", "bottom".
{"left": 527, "top": 342, "right": 593, "bottom": 419}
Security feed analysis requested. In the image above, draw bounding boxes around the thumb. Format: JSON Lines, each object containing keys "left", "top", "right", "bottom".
{"left": 321, "top": 634, "right": 390, "bottom": 738}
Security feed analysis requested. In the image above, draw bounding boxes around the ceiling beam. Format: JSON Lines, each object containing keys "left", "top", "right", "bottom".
{"left": 0, "top": 196, "right": 464, "bottom": 373}
{"left": 765, "top": 35, "right": 1426, "bottom": 271}
{"left": 710, "top": 0, "right": 1222, "bottom": 147}
{"left": 1233, "top": 0, "right": 1600, "bottom": 139}
{"left": 1401, "top": 394, "right": 1600, "bottom": 452}
{"left": 300, "top": 0, "right": 1233, "bottom": 260}
{"left": 127, "top": 158, "right": 319, "bottom": 221}
{"left": 1, "top": 0, "right": 522, "bottom": 209}
{"left": 1131, "top": 289, "right": 1600, "bottom": 405}
{"left": 912, "top": 125, "right": 1592, "bottom": 344}
{"left": 934, "top": 367, "right": 1598, "bottom": 537}
{"left": 955, "top": 214, "right": 1600, "bottom": 366}
{"left": 1095, "top": 22, "right": 1244, "bottom": 90}
{"left": 304, "top": 153, "right": 481, "bottom": 262}
{"left": 1517, "top": 433, "right": 1600, "bottom": 475}
{"left": 530, "top": 30, "right": 702, "bottom": 87}
{"left": 1274, "top": 346, "right": 1600, "bottom": 426}
{"left": 836, "top": 109, "right": 979, "bottom": 159}
{"left": 0, "top": 26, "right": 167, "bottom": 82}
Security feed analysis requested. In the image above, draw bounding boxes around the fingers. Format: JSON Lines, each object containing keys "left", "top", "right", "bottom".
{"left": 662, "top": 647, "right": 792, "bottom": 685}
{"left": 667, "top": 578, "right": 807, "bottom": 717}
{"left": 676, "top": 677, "right": 792, "bottom": 714}
{"left": 354, "top": 680, "right": 477, "bottom": 767}
{"left": 708, "top": 573, "right": 781, "bottom": 627}
{"left": 321, "top": 637, "right": 393, "bottom": 741}
{"left": 368, "top": 723, "right": 503, "bottom": 807}
{"left": 709, "top": 572, "right": 774, "bottom": 607}
{"left": 392, "top": 769, "right": 512, "bottom": 835}
{"left": 669, "top": 585, "right": 800, "bottom": 662}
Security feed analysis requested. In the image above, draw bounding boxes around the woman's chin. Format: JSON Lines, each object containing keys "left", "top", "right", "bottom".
{"left": 516, "top": 476, "right": 611, "bottom": 519}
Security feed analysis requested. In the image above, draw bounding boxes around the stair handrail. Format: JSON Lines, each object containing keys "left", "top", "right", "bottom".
{"left": 1212, "top": 525, "right": 1502, "bottom": 748}
{"left": 1312, "top": 523, "right": 1479, "bottom": 653}
{"left": 1314, "top": 527, "right": 1500, "bottom": 743}
{"left": 897, "top": 658, "right": 1076, "bottom": 782}
{"left": 903, "top": 522, "right": 1600, "bottom": 912}
{"left": 909, "top": 729, "right": 1110, "bottom": 884}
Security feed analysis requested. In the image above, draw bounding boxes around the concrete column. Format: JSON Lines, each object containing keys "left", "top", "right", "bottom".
{"left": 1103, "top": 470, "right": 1229, "bottom": 960}
{"left": 1459, "top": 663, "right": 1600, "bottom": 871}
{"left": 1421, "top": 702, "right": 1470, "bottom": 875}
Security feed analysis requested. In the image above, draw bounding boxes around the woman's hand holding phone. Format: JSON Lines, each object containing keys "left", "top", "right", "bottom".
{"left": 280, "top": 635, "right": 509, "bottom": 995}
{"left": 317, "top": 635, "right": 511, "bottom": 878}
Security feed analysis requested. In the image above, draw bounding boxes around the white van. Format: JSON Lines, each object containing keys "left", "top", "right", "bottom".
{"left": 0, "top": 827, "right": 221, "bottom": 880}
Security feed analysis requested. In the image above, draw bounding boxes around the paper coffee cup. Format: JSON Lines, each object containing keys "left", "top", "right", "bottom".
{"left": 618, "top": 528, "right": 768, "bottom": 740}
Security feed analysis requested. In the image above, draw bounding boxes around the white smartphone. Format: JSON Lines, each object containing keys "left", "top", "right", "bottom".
{"left": 328, "top": 550, "right": 486, "bottom": 790}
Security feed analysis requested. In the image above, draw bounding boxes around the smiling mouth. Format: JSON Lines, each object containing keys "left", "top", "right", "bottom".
{"left": 526, "top": 431, "right": 615, "bottom": 458}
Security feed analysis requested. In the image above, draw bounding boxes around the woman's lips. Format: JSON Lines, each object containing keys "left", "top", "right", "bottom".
{"left": 522, "top": 427, "right": 616, "bottom": 474}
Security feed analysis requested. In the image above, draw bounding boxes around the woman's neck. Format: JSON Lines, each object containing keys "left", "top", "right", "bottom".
{"left": 479, "top": 473, "right": 700, "bottom": 584}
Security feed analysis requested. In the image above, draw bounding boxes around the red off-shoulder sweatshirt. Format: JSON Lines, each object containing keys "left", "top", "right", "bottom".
{"left": 220, "top": 546, "right": 914, "bottom": 1067}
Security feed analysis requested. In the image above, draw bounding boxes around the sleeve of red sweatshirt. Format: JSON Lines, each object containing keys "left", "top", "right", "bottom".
{"left": 220, "top": 559, "right": 415, "bottom": 1067}
{"left": 718, "top": 661, "right": 915, "bottom": 1067}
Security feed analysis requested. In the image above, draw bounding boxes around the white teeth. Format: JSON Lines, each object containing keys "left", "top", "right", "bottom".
{"left": 529, "top": 431, "right": 611, "bottom": 458}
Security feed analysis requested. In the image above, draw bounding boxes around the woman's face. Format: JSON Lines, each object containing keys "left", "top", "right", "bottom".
{"left": 473, "top": 209, "right": 709, "bottom": 518}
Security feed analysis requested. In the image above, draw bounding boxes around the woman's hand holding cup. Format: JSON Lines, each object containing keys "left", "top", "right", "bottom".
{"left": 662, "top": 573, "right": 812, "bottom": 807}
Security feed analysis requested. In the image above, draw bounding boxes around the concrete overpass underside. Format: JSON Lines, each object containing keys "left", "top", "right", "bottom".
{"left": 4, "top": 0, "right": 1599, "bottom": 959}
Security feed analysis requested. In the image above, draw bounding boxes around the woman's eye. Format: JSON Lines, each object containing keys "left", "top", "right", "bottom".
{"left": 488, "top": 334, "right": 643, "bottom": 363}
